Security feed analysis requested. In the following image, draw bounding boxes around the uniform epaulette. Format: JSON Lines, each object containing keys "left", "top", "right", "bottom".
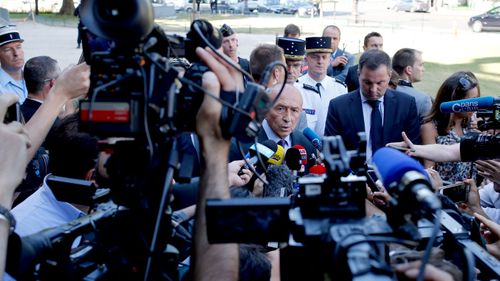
{"left": 303, "top": 83, "right": 320, "bottom": 94}
{"left": 334, "top": 78, "right": 347, "bottom": 89}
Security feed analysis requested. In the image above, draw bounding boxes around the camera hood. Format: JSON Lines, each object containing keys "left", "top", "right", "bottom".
{"left": 80, "top": 0, "right": 154, "bottom": 43}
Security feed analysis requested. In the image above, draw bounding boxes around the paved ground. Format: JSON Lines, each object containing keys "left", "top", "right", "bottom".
{"left": 11, "top": 4, "right": 500, "bottom": 96}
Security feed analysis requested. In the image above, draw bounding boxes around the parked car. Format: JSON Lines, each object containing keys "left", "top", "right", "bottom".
{"left": 393, "top": 0, "right": 429, "bottom": 12}
{"left": 182, "top": 0, "right": 211, "bottom": 13}
{"left": 468, "top": 6, "right": 500, "bottom": 32}
{"left": 228, "top": 0, "right": 260, "bottom": 13}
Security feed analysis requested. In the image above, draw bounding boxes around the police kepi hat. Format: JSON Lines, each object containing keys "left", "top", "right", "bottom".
{"left": 220, "top": 24, "right": 234, "bottom": 37}
{"left": 0, "top": 25, "right": 23, "bottom": 47}
{"left": 305, "top": 37, "right": 332, "bottom": 53}
{"left": 277, "top": 37, "right": 305, "bottom": 61}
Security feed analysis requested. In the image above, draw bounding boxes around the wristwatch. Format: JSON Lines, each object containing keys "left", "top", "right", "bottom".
{"left": 0, "top": 205, "right": 15, "bottom": 234}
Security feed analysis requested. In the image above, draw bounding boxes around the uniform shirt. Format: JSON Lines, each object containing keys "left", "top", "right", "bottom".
{"left": 0, "top": 68, "right": 27, "bottom": 104}
{"left": 296, "top": 74, "right": 347, "bottom": 137}
{"left": 12, "top": 175, "right": 85, "bottom": 237}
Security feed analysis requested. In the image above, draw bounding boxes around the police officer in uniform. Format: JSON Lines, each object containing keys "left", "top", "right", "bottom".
{"left": 220, "top": 24, "right": 250, "bottom": 74}
{"left": 297, "top": 37, "right": 347, "bottom": 137}
{"left": 277, "top": 37, "right": 308, "bottom": 131}
{"left": 277, "top": 37, "right": 306, "bottom": 84}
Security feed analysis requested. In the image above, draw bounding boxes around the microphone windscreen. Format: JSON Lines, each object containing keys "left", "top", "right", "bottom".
{"left": 264, "top": 165, "right": 294, "bottom": 197}
{"left": 440, "top": 96, "right": 495, "bottom": 113}
{"left": 268, "top": 144, "right": 285, "bottom": 165}
{"left": 309, "top": 164, "right": 326, "bottom": 175}
{"left": 284, "top": 147, "right": 301, "bottom": 171}
{"left": 303, "top": 127, "right": 322, "bottom": 150}
{"left": 372, "top": 147, "right": 428, "bottom": 188}
{"left": 292, "top": 145, "right": 307, "bottom": 165}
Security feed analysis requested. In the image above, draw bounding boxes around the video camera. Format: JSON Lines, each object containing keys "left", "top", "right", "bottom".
{"left": 6, "top": 0, "right": 278, "bottom": 280}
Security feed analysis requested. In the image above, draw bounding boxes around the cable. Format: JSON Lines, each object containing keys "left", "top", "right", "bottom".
{"left": 416, "top": 208, "right": 441, "bottom": 281}
{"left": 236, "top": 137, "right": 269, "bottom": 186}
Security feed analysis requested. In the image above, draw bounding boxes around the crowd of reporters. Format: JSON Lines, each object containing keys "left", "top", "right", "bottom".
{"left": 0, "top": 6, "right": 499, "bottom": 281}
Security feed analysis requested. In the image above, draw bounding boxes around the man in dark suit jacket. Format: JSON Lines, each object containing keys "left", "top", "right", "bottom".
{"left": 324, "top": 49, "right": 421, "bottom": 161}
{"left": 229, "top": 84, "right": 316, "bottom": 162}
{"left": 21, "top": 56, "right": 60, "bottom": 122}
{"left": 344, "top": 32, "right": 384, "bottom": 92}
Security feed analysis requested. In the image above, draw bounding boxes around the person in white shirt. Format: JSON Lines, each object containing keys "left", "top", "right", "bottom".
{"left": 0, "top": 25, "right": 27, "bottom": 104}
{"left": 297, "top": 36, "right": 347, "bottom": 137}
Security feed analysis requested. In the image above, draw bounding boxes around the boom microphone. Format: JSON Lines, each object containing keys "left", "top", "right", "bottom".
{"left": 303, "top": 127, "right": 322, "bottom": 150}
{"left": 372, "top": 148, "right": 441, "bottom": 213}
{"left": 440, "top": 96, "right": 498, "bottom": 113}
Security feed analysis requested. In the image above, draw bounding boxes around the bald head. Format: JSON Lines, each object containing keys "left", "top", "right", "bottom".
{"left": 266, "top": 84, "right": 303, "bottom": 138}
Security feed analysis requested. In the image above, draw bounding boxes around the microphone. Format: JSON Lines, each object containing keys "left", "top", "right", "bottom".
{"left": 372, "top": 147, "right": 441, "bottom": 213}
{"left": 440, "top": 96, "right": 498, "bottom": 113}
{"left": 263, "top": 165, "right": 295, "bottom": 197}
{"left": 292, "top": 145, "right": 308, "bottom": 166}
{"left": 303, "top": 127, "right": 322, "bottom": 151}
{"left": 239, "top": 140, "right": 278, "bottom": 174}
{"left": 267, "top": 144, "right": 285, "bottom": 166}
{"left": 284, "top": 147, "right": 302, "bottom": 171}
{"left": 309, "top": 163, "right": 326, "bottom": 175}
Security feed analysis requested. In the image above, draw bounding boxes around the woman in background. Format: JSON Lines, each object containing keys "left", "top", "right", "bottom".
{"left": 420, "top": 71, "right": 480, "bottom": 183}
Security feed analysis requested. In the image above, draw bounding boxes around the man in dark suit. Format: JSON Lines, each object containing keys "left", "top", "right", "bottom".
{"left": 229, "top": 84, "right": 316, "bottom": 162}
{"left": 344, "top": 32, "right": 384, "bottom": 92}
{"left": 21, "top": 56, "right": 60, "bottom": 121}
{"left": 324, "top": 49, "right": 421, "bottom": 162}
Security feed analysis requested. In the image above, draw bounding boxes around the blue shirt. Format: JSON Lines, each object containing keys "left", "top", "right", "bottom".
{"left": 11, "top": 175, "right": 85, "bottom": 237}
{"left": 0, "top": 67, "right": 27, "bottom": 104}
{"left": 262, "top": 119, "right": 291, "bottom": 151}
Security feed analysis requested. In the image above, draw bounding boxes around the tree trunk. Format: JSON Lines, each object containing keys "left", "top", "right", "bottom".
{"left": 59, "top": 0, "right": 75, "bottom": 15}
{"left": 352, "top": 0, "right": 359, "bottom": 24}
{"left": 35, "top": 0, "right": 39, "bottom": 15}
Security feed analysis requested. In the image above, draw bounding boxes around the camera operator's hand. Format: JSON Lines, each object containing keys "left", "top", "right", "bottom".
{"left": 394, "top": 261, "right": 454, "bottom": 281}
{"left": 457, "top": 179, "right": 488, "bottom": 218}
{"left": 474, "top": 213, "right": 500, "bottom": 259}
{"left": 196, "top": 47, "right": 244, "bottom": 92}
{"left": 24, "top": 63, "right": 90, "bottom": 162}
{"left": 0, "top": 94, "right": 31, "bottom": 208}
{"left": 228, "top": 160, "right": 253, "bottom": 187}
{"left": 476, "top": 160, "right": 500, "bottom": 185}
{"left": 50, "top": 63, "right": 90, "bottom": 103}
{"left": 193, "top": 48, "right": 238, "bottom": 281}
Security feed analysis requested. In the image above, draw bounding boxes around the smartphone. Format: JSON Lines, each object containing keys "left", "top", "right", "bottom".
{"left": 4, "top": 103, "right": 21, "bottom": 124}
{"left": 387, "top": 144, "right": 409, "bottom": 152}
{"left": 440, "top": 183, "right": 469, "bottom": 203}
{"left": 366, "top": 170, "right": 380, "bottom": 192}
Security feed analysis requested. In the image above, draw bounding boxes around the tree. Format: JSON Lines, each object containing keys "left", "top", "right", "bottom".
{"left": 35, "top": 0, "right": 39, "bottom": 15}
{"left": 59, "top": 0, "right": 75, "bottom": 15}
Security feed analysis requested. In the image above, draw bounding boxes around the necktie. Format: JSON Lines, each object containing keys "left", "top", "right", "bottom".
{"left": 277, "top": 139, "right": 286, "bottom": 148}
{"left": 316, "top": 83, "right": 322, "bottom": 98}
{"left": 367, "top": 100, "right": 383, "bottom": 153}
